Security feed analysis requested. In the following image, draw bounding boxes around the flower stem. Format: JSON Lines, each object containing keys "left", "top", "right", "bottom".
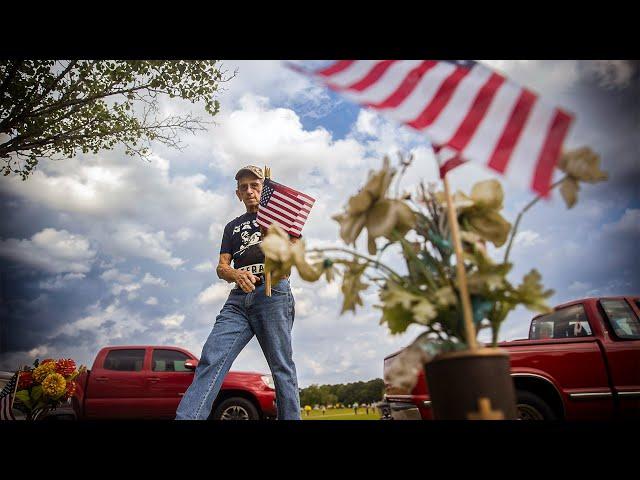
{"left": 309, "top": 247, "right": 405, "bottom": 282}
{"left": 503, "top": 176, "right": 566, "bottom": 263}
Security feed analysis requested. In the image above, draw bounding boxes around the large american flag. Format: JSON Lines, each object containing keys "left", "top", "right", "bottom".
{"left": 289, "top": 60, "right": 574, "bottom": 197}
{"left": 257, "top": 178, "right": 315, "bottom": 238}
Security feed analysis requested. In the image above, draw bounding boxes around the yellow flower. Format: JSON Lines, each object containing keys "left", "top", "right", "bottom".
{"left": 333, "top": 156, "right": 416, "bottom": 254}
{"left": 558, "top": 147, "right": 608, "bottom": 208}
{"left": 42, "top": 373, "right": 67, "bottom": 399}
{"left": 33, "top": 362, "right": 56, "bottom": 384}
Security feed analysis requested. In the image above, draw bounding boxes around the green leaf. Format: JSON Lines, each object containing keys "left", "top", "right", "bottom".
{"left": 31, "top": 385, "right": 43, "bottom": 402}
{"left": 379, "top": 304, "right": 414, "bottom": 334}
{"left": 15, "top": 390, "right": 32, "bottom": 409}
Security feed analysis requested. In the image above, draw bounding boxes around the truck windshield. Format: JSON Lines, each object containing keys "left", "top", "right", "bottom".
{"left": 530, "top": 304, "right": 592, "bottom": 340}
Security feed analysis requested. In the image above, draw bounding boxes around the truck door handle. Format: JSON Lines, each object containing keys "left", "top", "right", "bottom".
{"left": 146, "top": 377, "right": 160, "bottom": 383}
{"left": 178, "top": 392, "right": 185, "bottom": 396}
{"left": 95, "top": 377, "right": 109, "bottom": 382}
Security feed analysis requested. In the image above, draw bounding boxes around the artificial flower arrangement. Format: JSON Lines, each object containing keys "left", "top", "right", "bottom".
{"left": 13, "top": 358, "right": 86, "bottom": 420}
{"left": 260, "top": 148, "right": 606, "bottom": 418}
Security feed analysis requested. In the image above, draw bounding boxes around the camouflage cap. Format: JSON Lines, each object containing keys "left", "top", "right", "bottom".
{"left": 234, "top": 165, "right": 264, "bottom": 180}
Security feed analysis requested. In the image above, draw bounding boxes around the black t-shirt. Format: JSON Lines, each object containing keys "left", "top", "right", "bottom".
{"left": 220, "top": 212, "right": 264, "bottom": 276}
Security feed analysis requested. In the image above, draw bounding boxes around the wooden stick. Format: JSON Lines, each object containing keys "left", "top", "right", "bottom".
{"left": 264, "top": 165, "right": 272, "bottom": 297}
{"left": 443, "top": 173, "right": 478, "bottom": 351}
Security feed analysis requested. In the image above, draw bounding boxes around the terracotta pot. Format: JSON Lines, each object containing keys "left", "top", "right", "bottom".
{"left": 424, "top": 347, "right": 518, "bottom": 420}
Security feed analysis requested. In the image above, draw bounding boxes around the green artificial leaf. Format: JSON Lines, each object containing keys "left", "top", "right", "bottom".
{"left": 379, "top": 304, "right": 414, "bottom": 334}
{"left": 31, "top": 385, "right": 43, "bottom": 402}
{"left": 515, "top": 269, "right": 554, "bottom": 313}
{"left": 15, "top": 390, "right": 32, "bottom": 409}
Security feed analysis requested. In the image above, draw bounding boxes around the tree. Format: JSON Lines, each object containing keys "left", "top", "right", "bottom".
{"left": 0, "top": 60, "right": 234, "bottom": 179}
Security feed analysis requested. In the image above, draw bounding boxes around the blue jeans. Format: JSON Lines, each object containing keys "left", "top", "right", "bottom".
{"left": 175, "top": 278, "right": 301, "bottom": 420}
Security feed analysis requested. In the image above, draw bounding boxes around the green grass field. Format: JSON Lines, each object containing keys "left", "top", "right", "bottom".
{"left": 301, "top": 407, "right": 381, "bottom": 420}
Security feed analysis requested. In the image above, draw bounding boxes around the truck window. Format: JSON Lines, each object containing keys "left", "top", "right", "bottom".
{"left": 152, "top": 349, "right": 191, "bottom": 372}
{"left": 103, "top": 349, "right": 145, "bottom": 371}
{"left": 600, "top": 300, "right": 640, "bottom": 340}
{"left": 530, "top": 304, "right": 592, "bottom": 340}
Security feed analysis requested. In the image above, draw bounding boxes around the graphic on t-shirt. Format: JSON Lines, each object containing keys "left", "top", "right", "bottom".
{"left": 237, "top": 229, "right": 261, "bottom": 256}
{"left": 221, "top": 214, "right": 265, "bottom": 271}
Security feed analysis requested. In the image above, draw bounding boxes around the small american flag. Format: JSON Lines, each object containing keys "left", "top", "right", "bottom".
{"left": 0, "top": 371, "right": 19, "bottom": 420}
{"left": 257, "top": 178, "right": 315, "bottom": 238}
{"left": 289, "top": 60, "right": 574, "bottom": 197}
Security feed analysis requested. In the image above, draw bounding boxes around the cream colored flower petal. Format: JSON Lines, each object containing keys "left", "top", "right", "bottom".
{"left": 560, "top": 177, "right": 580, "bottom": 209}
{"left": 470, "top": 179, "right": 504, "bottom": 210}
{"left": 347, "top": 190, "right": 374, "bottom": 214}
{"left": 559, "top": 147, "right": 608, "bottom": 183}
{"left": 412, "top": 299, "right": 437, "bottom": 325}
{"left": 260, "top": 230, "right": 292, "bottom": 262}
{"left": 333, "top": 213, "right": 367, "bottom": 245}
{"left": 366, "top": 199, "right": 398, "bottom": 239}
{"left": 468, "top": 210, "right": 511, "bottom": 247}
{"left": 393, "top": 200, "right": 416, "bottom": 236}
{"left": 434, "top": 286, "right": 457, "bottom": 307}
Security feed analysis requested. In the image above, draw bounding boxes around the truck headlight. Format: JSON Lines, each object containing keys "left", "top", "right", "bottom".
{"left": 261, "top": 375, "right": 275, "bottom": 390}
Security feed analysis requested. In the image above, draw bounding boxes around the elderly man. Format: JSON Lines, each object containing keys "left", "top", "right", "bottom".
{"left": 175, "top": 165, "right": 300, "bottom": 420}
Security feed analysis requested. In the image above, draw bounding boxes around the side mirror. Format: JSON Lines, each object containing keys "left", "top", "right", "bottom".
{"left": 184, "top": 359, "right": 199, "bottom": 370}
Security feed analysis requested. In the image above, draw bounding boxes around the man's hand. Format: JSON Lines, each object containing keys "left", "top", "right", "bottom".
{"left": 217, "top": 253, "right": 260, "bottom": 292}
{"left": 233, "top": 269, "right": 259, "bottom": 293}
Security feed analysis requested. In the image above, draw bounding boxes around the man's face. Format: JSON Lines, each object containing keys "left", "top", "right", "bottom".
{"left": 236, "top": 174, "right": 263, "bottom": 208}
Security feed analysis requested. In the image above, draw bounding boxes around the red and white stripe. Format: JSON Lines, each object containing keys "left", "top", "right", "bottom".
{"left": 257, "top": 180, "right": 315, "bottom": 238}
{"left": 293, "top": 60, "right": 574, "bottom": 197}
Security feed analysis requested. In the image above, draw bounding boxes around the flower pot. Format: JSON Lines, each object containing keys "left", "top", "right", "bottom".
{"left": 424, "top": 347, "right": 518, "bottom": 420}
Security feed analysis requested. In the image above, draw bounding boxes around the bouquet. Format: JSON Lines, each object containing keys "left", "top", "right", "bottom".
{"left": 13, "top": 358, "right": 86, "bottom": 420}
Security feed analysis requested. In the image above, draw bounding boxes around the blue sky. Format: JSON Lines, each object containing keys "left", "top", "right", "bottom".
{"left": 0, "top": 60, "right": 638, "bottom": 387}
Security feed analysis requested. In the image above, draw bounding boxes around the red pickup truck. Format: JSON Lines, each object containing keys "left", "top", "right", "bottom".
{"left": 382, "top": 296, "right": 640, "bottom": 420}
{"left": 72, "top": 345, "right": 277, "bottom": 420}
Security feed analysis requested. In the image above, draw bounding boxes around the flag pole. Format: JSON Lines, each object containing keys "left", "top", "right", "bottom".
{"left": 442, "top": 173, "right": 478, "bottom": 351}
{"left": 263, "top": 165, "right": 272, "bottom": 297}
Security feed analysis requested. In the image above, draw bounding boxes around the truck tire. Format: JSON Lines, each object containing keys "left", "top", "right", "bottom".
{"left": 212, "top": 397, "right": 260, "bottom": 420}
{"left": 516, "top": 391, "right": 557, "bottom": 420}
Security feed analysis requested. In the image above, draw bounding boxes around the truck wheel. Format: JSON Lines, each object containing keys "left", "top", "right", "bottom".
{"left": 516, "top": 391, "right": 557, "bottom": 420}
{"left": 212, "top": 397, "right": 260, "bottom": 420}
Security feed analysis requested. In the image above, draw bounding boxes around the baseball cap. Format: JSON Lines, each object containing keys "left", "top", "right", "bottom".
{"left": 234, "top": 165, "right": 264, "bottom": 180}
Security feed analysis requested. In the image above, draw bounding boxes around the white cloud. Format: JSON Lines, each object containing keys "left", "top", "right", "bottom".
{"left": 569, "top": 281, "right": 591, "bottom": 292}
{"left": 354, "top": 110, "right": 380, "bottom": 136}
{"left": 100, "top": 268, "right": 135, "bottom": 284}
{"left": 580, "top": 61, "right": 637, "bottom": 90}
{"left": 173, "top": 227, "right": 197, "bottom": 242}
{"left": 145, "top": 296, "right": 158, "bottom": 305}
{"left": 602, "top": 209, "right": 640, "bottom": 236}
{"left": 197, "top": 282, "right": 232, "bottom": 305}
{"left": 193, "top": 261, "right": 215, "bottom": 272}
{"left": 159, "top": 313, "right": 185, "bottom": 329}
{"left": 142, "top": 272, "right": 168, "bottom": 287}
{"left": 55, "top": 299, "right": 147, "bottom": 343}
{"left": 110, "top": 225, "right": 184, "bottom": 268}
{"left": 111, "top": 282, "right": 141, "bottom": 296}
{"left": 0, "top": 228, "right": 95, "bottom": 274}
{"left": 514, "top": 230, "right": 542, "bottom": 248}
{"left": 39, "top": 273, "right": 86, "bottom": 290}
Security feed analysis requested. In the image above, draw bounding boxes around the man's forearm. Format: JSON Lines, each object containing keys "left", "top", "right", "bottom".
{"left": 216, "top": 263, "right": 238, "bottom": 283}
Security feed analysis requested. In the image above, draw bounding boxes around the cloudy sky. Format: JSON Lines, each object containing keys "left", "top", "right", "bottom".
{"left": 0, "top": 60, "right": 638, "bottom": 387}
